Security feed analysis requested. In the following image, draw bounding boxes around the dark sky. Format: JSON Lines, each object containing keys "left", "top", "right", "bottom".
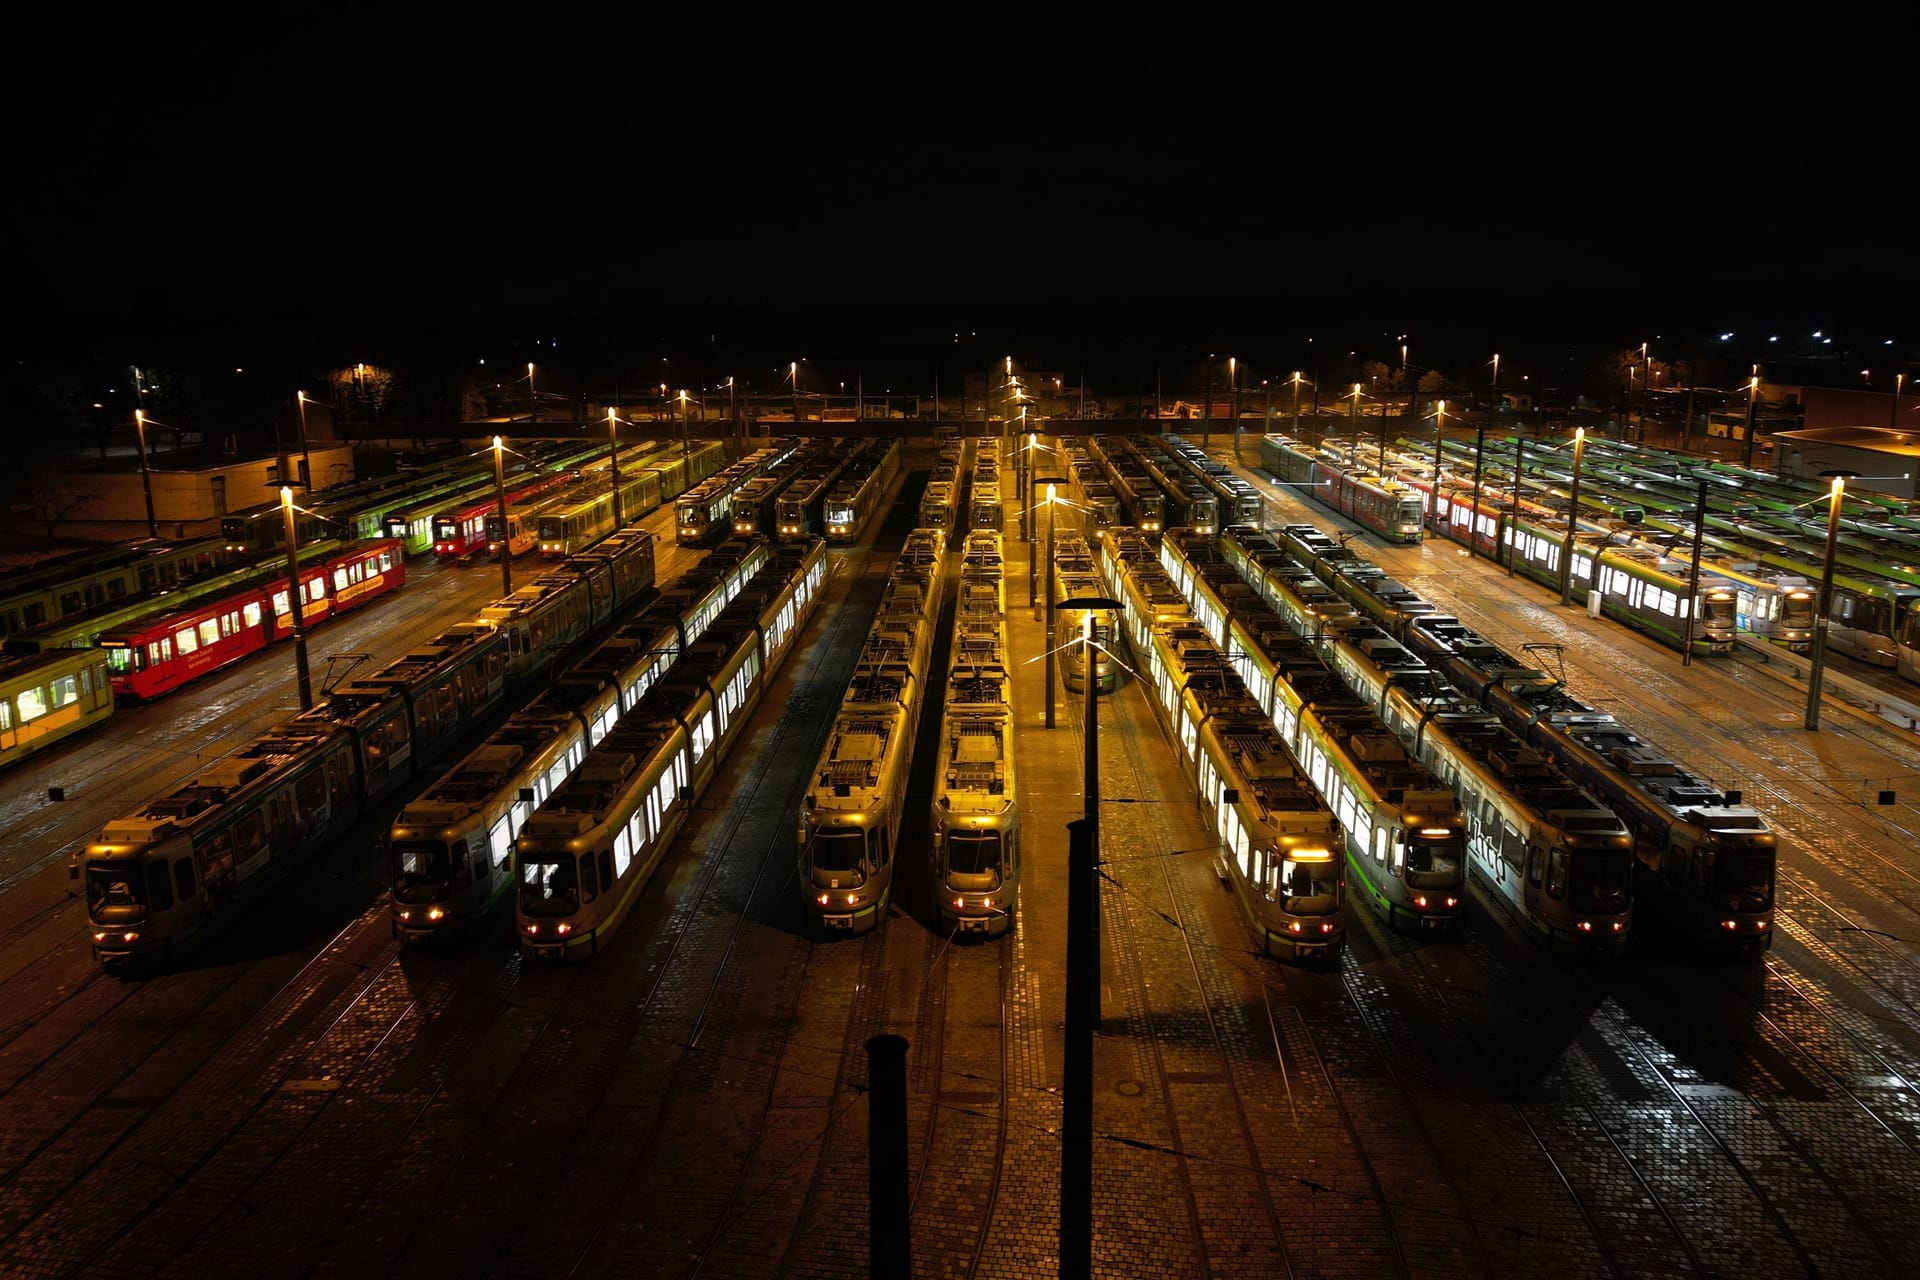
{"left": 17, "top": 25, "right": 1914, "bottom": 372}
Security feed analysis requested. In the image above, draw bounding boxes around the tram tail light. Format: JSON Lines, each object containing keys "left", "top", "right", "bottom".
{"left": 1721, "top": 919, "right": 1737, "bottom": 931}
{"left": 1577, "top": 921, "right": 1593, "bottom": 932}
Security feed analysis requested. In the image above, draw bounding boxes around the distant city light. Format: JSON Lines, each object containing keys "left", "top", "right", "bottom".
{"left": 1769, "top": 336, "right": 1779, "bottom": 343}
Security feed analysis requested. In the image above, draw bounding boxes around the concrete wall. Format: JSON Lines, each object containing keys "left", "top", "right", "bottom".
{"left": 1774, "top": 439, "right": 1917, "bottom": 500}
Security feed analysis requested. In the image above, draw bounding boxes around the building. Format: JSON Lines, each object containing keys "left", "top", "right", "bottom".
{"left": 1771, "top": 425, "right": 1920, "bottom": 500}
{"left": 28, "top": 447, "right": 357, "bottom": 540}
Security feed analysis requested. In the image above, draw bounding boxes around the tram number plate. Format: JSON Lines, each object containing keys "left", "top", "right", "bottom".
{"left": 959, "top": 917, "right": 990, "bottom": 933}
{"left": 823, "top": 915, "right": 853, "bottom": 931}
{"left": 1419, "top": 916, "right": 1446, "bottom": 930}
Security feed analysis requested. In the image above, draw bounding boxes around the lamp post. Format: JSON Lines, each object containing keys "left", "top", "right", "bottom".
{"left": 1507, "top": 437, "right": 1526, "bottom": 578}
{"left": 526, "top": 363, "right": 537, "bottom": 425}
{"left": 1203, "top": 355, "right": 1214, "bottom": 452}
{"left": 1038, "top": 478, "right": 1068, "bottom": 728}
{"left": 1469, "top": 425, "right": 1486, "bottom": 561}
{"left": 280, "top": 485, "right": 313, "bottom": 711}
{"left": 1558, "top": 428, "right": 1586, "bottom": 606}
{"left": 1805, "top": 473, "right": 1850, "bottom": 731}
{"left": 132, "top": 409, "right": 158, "bottom": 538}
{"left": 607, "top": 408, "right": 623, "bottom": 532}
{"left": 1741, "top": 373, "right": 1761, "bottom": 469}
{"left": 1229, "top": 355, "right": 1239, "bottom": 458}
{"left": 1682, "top": 476, "right": 1709, "bottom": 668}
{"left": 493, "top": 436, "right": 513, "bottom": 599}
{"left": 1430, "top": 399, "right": 1448, "bottom": 536}
{"left": 1058, "top": 592, "right": 1122, "bottom": 1280}
{"left": 677, "top": 390, "right": 691, "bottom": 468}
{"left": 724, "top": 376, "right": 738, "bottom": 443}
{"left": 1638, "top": 341, "right": 1650, "bottom": 441}
{"left": 1491, "top": 352, "right": 1500, "bottom": 396}
{"left": 1290, "top": 370, "right": 1304, "bottom": 440}
{"left": 1348, "top": 382, "right": 1362, "bottom": 443}
{"left": 790, "top": 361, "right": 800, "bottom": 427}
{"left": 1891, "top": 373, "right": 1905, "bottom": 431}
{"left": 294, "top": 391, "right": 314, "bottom": 490}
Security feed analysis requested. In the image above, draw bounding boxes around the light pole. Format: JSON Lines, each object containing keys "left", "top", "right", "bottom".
{"left": 493, "top": 437, "right": 513, "bottom": 599}
{"left": 677, "top": 390, "right": 691, "bottom": 468}
{"left": 1290, "top": 370, "right": 1304, "bottom": 440}
{"left": 724, "top": 376, "right": 738, "bottom": 443}
{"left": 1741, "top": 372, "right": 1761, "bottom": 469}
{"left": 526, "top": 363, "right": 537, "bottom": 425}
{"left": 1059, "top": 591, "right": 1122, "bottom": 1280}
{"left": 1507, "top": 437, "right": 1527, "bottom": 578}
{"left": 1469, "top": 425, "right": 1486, "bottom": 561}
{"left": 132, "top": 409, "right": 157, "bottom": 538}
{"left": 294, "top": 391, "right": 314, "bottom": 490}
{"left": 607, "top": 408, "right": 623, "bottom": 532}
{"left": 1638, "top": 341, "right": 1650, "bottom": 441}
{"left": 1430, "top": 399, "right": 1448, "bottom": 535}
{"left": 1805, "top": 473, "right": 1851, "bottom": 730}
{"left": 1682, "top": 476, "right": 1709, "bottom": 668}
{"left": 1229, "top": 355, "right": 1239, "bottom": 459}
{"left": 790, "top": 361, "right": 800, "bottom": 427}
{"left": 280, "top": 485, "right": 313, "bottom": 711}
{"left": 1558, "top": 428, "right": 1586, "bottom": 607}
{"left": 1348, "top": 382, "right": 1362, "bottom": 443}
{"left": 1038, "top": 477, "right": 1068, "bottom": 728}
{"left": 1491, "top": 352, "right": 1500, "bottom": 397}
{"left": 1203, "top": 355, "right": 1214, "bottom": 452}
{"left": 1893, "top": 373, "right": 1907, "bottom": 431}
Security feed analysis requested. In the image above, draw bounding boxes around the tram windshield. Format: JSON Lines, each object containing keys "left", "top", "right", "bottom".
{"left": 1281, "top": 855, "right": 1339, "bottom": 914}
{"left": 944, "top": 831, "right": 1003, "bottom": 883}
{"left": 1702, "top": 595, "right": 1737, "bottom": 629}
{"left": 1405, "top": 834, "right": 1462, "bottom": 888}
{"left": 1569, "top": 850, "right": 1631, "bottom": 915}
{"left": 809, "top": 828, "right": 866, "bottom": 877}
{"left": 433, "top": 518, "right": 458, "bottom": 542}
{"left": 520, "top": 857, "right": 578, "bottom": 916}
{"left": 393, "top": 840, "right": 453, "bottom": 893}
{"left": 1714, "top": 850, "right": 1774, "bottom": 912}
{"left": 85, "top": 865, "right": 145, "bottom": 919}
{"left": 1780, "top": 591, "right": 1815, "bottom": 629}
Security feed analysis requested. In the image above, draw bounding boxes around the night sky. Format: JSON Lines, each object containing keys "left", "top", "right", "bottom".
{"left": 16, "top": 25, "right": 1914, "bottom": 384}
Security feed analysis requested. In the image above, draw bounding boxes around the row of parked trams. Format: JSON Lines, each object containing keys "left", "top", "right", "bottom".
{"left": 1259, "top": 429, "right": 1920, "bottom": 682}
{"left": 50, "top": 426, "right": 1776, "bottom": 971}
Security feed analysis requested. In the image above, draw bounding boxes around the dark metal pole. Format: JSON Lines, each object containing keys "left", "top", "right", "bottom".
{"left": 1742, "top": 375, "right": 1759, "bottom": 469}
{"left": 1044, "top": 487, "right": 1059, "bottom": 729}
{"left": 679, "top": 392, "right": 690, "bottom": 469}
{"left": 866, "top": 1034, "right": 910, "bottom": 1279}
{"left": 608, "top": 409, "right": 623, "bottom": 533}
{"left": 133, "top": 411, "right": 157, "bottom": 538}
{"left": 281, "top": 486, "right": 313, "bottom": 711}
{"left": 1430, "top": 400, "right": 1447, "bottom": 536}
{"left": 1559, "top": 429, "right": 1585, "bottom": 606}
{"left": 1683, "top": 477, "right": 1708, "bottom": 668}
{"left": 1062, "top": 812, "right": 1095, "bottom": 1280}
{"left": 294, "top": 392, "right": 313, "bottom": 490}
{"left": 1469, "top": 426, "right": 1485, "bottom": 561}
{"left": 493, "top": 437, "right": 513, "bottom": 599}
{"left": 1203, "top": 357, "right": 1213, "bottom": 452}
{"left": 1291, "top": 372, "right": 1302, "bottom": 439}
{"left": 1805, "top": 477, "right": 1845, "bottom": 730}
{"left": 1507, "top": 436, "right": 1526, "bottom": 577}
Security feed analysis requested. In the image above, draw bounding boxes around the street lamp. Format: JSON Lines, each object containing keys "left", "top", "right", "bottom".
{"left": 526, "top": 363, "right": 537, "bottom": 425}
{"left": 1507, "top": 436, "right": 1527, "bottom": 578}
{"left": 677, "top": 390, "right": 691, "bottom": 467}
{"left": 607, "top": 407, "right": 623, "bottom": 533}
{"left": 1429, "top": 399, "right": 1448, "bottom": 536}
{"left": 1558, "top": 427, "right": 1586, "bottom": 607}
{"left": 1741, "top": 373, "right": 1761, "bottom": 469}
{"left": 293, "top": 391, "right": 314, "bottom": 490}
{"left": 1805, "top": 472, "right": 1853, "bottom": 730}
{"left": 1469, "top": 424, "right": 1486, "bottom": 561}
{"left": 1058, "top": 591, "right": 1123, "bottom": 1280}
{"left": 1290, "top": 370, "right": 1305, "bottom": 440}
{"left": 1037, "top": 477, "right": 1069, "bottom": 728}
{"left": 1682, "top": 475, "right": 1709, "bottom": 668}
{"left": 132, "top": 409, "right": 158, "bottom": 538}
{"left": 493, "top": 436, "right": 513, "bottom": 599}
{"left": 1228, "top": 356, "right": 1239, "bottom": 458}
{"left": 280, "top": 484, "right": 313, "bottom": 711}
{"left": 1893, "top": 373, "right": 1907, "bottom": 431}
{"left": 1348, "top": 382, "right": 1363, "bottom": 443}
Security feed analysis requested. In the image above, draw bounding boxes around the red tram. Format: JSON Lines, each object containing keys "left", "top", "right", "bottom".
{"left": 433, "top": 471, "right": 577, "bottom": 561}
{"left": 96, "top": 541, "right": 405, "bottom": 700}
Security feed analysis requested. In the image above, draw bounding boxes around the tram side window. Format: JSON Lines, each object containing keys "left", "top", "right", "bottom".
{"left": 198, "top": 618, "right": 221, "bottom": 647}
{"left": 147, "top": 860, "right": 173, "bottom": 911}
{"left": 174, "top": 857, "right": 196, "bottom": 902}
{"left": 295, "top": 769, "right": 327, "bottom": 816}
{"left": 233, "top": 813, "right": 267, "bottom": 863}
{"left": 174, "top": 626, "right": 199, "bottom": 656}
{"left": 1546, "top": 847, "right": 1569, "bottom": 900}
{"left": 1526, "top": 842, "right": 1544, "bottom": 887}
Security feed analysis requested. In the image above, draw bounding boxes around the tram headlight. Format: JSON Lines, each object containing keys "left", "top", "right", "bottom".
{"left": 555, "top": 922, "right": 572, "bottom": 935}
{"left": 1577, "top": 921, "right": 1593, "bottom": 932}
{"left": 426, "top": 906, "right": 445, "bottom": 923}
{"left": 1611, "top": 921, "right": 1625, "bottom": 932}
{"left": 1445, "top": 897, "right": 1458, "bottom": 908}
{"left": 817, "top": 894, "right": 830, "bottom": 907}
{"left": 954, "top": 897, "right": 966, "bottom": 910}
{"left": 1721, "top": 919, "right": 1737, "bottom": 931}
{"left": 525, "top": 923, "right": 539, "bottom": 935}
{"left": 1414, "top": 895, "right": 1428, "bottom": 908}
{"left": 1288, "top": 922, "right": 1302, "bottom": 933}
{"left": 398, "top": 910, "right": 411, "bottom": 922}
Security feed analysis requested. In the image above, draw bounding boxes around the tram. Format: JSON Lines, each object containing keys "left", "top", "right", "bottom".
{"left": 0, "top": 648, "right": 115, "bottom": 769}
{"left": 77, "top": 527, "right": 661, "bottom": 969}
{"left": 1053, "top": 532, "right": 1119, "bottom": 694}
{"left": 511, "top": 539, "right": 825, "bottom": 959}
{"left": 929, "top": 518, "right": 1018, "bottom": 936}
{"left": 1260, "top": 434, "right": 1425, "bottom": 543}
{"left": 799, "top": 528, "right": 946, "bottom": 932}
{"left": 676, "top": 441, "right": 802, "bottom": 547}
{"left": 93, "top": 540, "right": 404, "bottom": 701}
{"left": 824, "top": 439, "right": 903, "bottom": 543}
